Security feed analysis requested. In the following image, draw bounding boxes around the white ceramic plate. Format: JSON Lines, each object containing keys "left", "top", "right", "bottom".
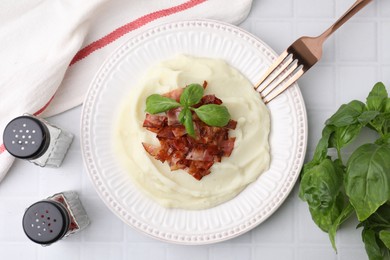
{"left": 81, "top": 20, "right": 307, "bottom": 245}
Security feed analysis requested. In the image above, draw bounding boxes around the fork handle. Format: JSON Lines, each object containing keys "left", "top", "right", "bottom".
{"left": 318, "top": 0, "right": 373, "bottom": 41}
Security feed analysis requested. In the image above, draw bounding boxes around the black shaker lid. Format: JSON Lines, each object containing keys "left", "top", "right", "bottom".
{"left": 3, "top": 116, "right": 50, "bottom": 159}
{"left": 22, "top": 200, "right": 70, "bottom": 245}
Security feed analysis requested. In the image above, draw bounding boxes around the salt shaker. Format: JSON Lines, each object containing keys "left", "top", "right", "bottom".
{"left": 3, "top": 114, "right": 73, "bottom": 167}
{"left": 22, "top": 191, "right": 90, "bottom": 245}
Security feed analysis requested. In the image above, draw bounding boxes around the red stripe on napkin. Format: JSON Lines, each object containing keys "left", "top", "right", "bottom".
{"left": 33, "top": 95, "right": 56, "bottom": 116}
{"left": 0, "top": 144, "right": 5, "bottom": 154}
{"left": 70, "top": 0, "right": 206, "bottom": 66}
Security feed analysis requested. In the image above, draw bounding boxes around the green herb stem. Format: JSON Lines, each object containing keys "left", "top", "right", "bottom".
{"left": 336, "top": 147, "right": 343, "bottom": 165}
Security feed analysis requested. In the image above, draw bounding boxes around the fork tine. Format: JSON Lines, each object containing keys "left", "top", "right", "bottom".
{"left": 260, "top": 60, "right": 299, "bottom": 98}
{"left": 262, "top": 66, "right": 305, "bottom": 104}
{"left": 254, "top": 50, "right": 289, "bottom": 92}
{"left": 257, "top": 54, "right": 294, "bottom": 94}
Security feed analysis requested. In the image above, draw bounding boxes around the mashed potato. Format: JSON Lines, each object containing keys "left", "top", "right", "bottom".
{"left": 114, "top": 55, "right": 270, "bottom": 210}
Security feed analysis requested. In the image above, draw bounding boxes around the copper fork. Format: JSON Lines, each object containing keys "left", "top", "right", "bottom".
{"left": 256, "top": 0, "right": 373, "bottom": 104}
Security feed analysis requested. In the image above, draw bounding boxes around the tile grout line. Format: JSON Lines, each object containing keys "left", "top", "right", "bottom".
{"left": 378, "top": 11, "right": 383, "bottom": 82}
{"left": 122, "top": 219, "right": 126, "bottom": 260}
{"left": 334, "top": 0, "right": 341, "bottom": 107}
{"left": 293, "top": 185, "right": 300, "bottom": 260}
{"left": 292, "top": 2, "right": 299, "bottom": 259}
{"left": 377, "top": 17, "right": 381, "bottom": 81}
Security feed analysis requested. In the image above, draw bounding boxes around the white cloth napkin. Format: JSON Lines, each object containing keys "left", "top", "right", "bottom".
{"left": 0, "top": 0, "right": 253, "bottom": 182}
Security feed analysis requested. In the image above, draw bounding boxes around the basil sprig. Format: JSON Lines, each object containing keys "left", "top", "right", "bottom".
{"left": 299, "top": 82, "right": 390, "bottom": 259}
{"left": 145, "top": 83, "right": 231, "bottom": 137}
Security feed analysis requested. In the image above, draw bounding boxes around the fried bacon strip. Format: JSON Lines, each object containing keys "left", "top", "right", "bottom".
{"left": 142, "top": 84, "right": 236, "bottom": 180}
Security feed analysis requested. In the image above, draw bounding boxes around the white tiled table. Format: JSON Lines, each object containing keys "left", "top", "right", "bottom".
{"left": 1, "top": 0, "right": 389, "bottom": 259}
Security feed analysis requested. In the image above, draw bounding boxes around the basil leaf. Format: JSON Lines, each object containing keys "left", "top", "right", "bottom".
{"left": 346, "top": 143, "right": 390, "bottom": 221}
{"left": 362, "top": 229, "right": 384, "bottom": 260}
{"left": 370, "top": 112, "right": 390, "bottom": 136}
{"left": 379, "top": 230, "right": 390, "bottom": 250}
{"left": 311, "top": 125, "right": 335, "bottom": 164}
{"left": 326, "top": 100, "right": 365, "bottom": 127}
{"left": 361, "top": 204, "right": 390, "bottom": 230}
{"left": 367, "top": 82, "right": 388, "bottom": 112}
{"left": 361, "top": 216, "right": 390, "bottom": 260}
{"left": 359, "top": 110, "right": 381, "bottom": 125}
{"left": 376, "top": 134, "right": 390, "bottom": 145}
{"left": 145, "top": 94, "right": 181, "bottom": 114}
{"left": 181, "top": 108, "right": 195, "bottom": 137}
{"left": 180, "top": 84, "right": 204, "bottom": 107}
{"left": 193, "top": 104, "right": 230, "bottom": 127}
{"left": 178, "top": 108, "right": 186, "bottom": 124}
{"left": 299, "top": 158, "right": 344, "bottom": 209}
{"left": 331, "top": 123, "right": 363, "bottom": 151}
{"left": 308, "top": 193, "right": 345, "bottom": 233}
{"left": 300, "top": 158, "right": 349, "bottom": 236}
{"left": 385, "top": 98, "right": 390, "bottom": 112}
{"left": 328, "top": 202, "right": 354, "bottom": 251}
{"left": 299, "top": 158, "right": 344, "bottom": 225}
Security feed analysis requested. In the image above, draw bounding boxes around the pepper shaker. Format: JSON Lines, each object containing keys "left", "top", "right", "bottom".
{"left": 3, "top": 114, "right": 73, "bottom": 167}
{"left": 22, "top": 191, "right": 89, "bottom": 245}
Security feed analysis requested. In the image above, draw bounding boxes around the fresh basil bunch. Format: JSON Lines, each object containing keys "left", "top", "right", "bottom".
{"left": 299, "top": 82, "right": 390, "bottom": 259}
{"left": 145, "top": 83, "right": 230, "bottom": 137}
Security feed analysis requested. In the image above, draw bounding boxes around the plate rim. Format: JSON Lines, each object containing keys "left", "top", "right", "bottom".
{"left": 80, "top": 19, "right": 308, "bottom": 245}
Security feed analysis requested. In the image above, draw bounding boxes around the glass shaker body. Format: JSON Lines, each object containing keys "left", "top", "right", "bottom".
{"left": 3, "top": 114, "right": 73, "bottom": 167}
{"left": 22, "top": 191, "right": 89, "bottom": 245}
